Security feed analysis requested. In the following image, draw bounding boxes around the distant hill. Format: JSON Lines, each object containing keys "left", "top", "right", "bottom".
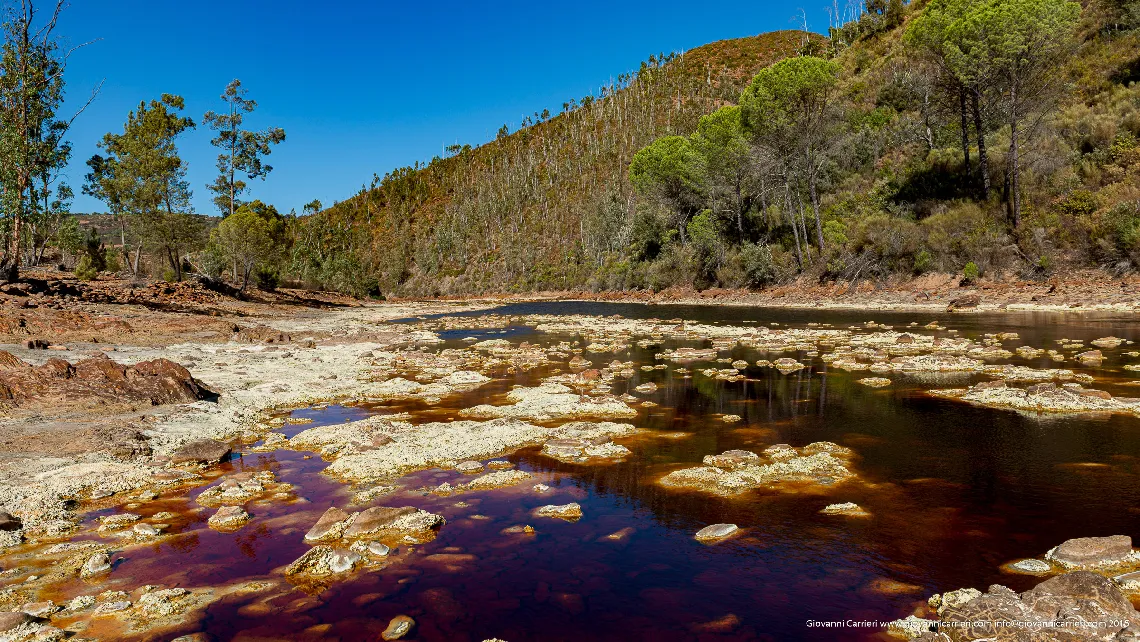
{"left": 307, "top": 31, "right": 814, "bottom": 296}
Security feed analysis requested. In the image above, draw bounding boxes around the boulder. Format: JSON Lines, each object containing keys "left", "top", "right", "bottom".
{"left": 0, "top": 611, "right": 32, "bottom": 632}
{"left": 304, "top": 507, "right": 352, "bottom": 542}
{"left": 1048, "top": 535, "right": 1133, "bottom": 568}
{"left": 80, "top": 552, "right": 112, "bottom": 578}
{"left": 170, "top": 439, "right": 231, "bottom": 465}
{"left": 937, "top": 572, "right": 1138, "bottom": 642}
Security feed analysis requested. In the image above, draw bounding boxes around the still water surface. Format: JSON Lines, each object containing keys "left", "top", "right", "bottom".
{"left": 86, "top": 304, "right": 1140, "bottom": 640}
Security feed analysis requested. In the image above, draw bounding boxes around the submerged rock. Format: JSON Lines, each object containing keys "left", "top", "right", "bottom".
{"left": 694, "top": 523, "right": 739, "bottom": 542}
{"left": 857, "top": 377, "right": 892, "bottom": 388}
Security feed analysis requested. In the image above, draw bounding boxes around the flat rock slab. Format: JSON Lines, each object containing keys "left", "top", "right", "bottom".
{"left": 1049, "top": 535, "right": 1133, "bottom": 567}
{"left": 343, "top": 506, "right": 417, "bottom": 538}
{"left": 305, "top": 507, "right": 352, "bottom": 542}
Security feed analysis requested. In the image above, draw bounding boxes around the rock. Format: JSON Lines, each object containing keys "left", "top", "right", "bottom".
{"left": 137, "top": 587, "right": 190, "bottom": 618}
{"left": 341, "top": 506, "right": 415, "bottom": 538}
{"left": 132, "top": 522, "right": 160, "bottom": 538}
{"left": 327, "top": 550, "right": 362, "bottom": 573}
{"left": 381, "top": 615, "right": 415, "bottom": 640}
{"left": 886, "top": 615, "right": 937, "bottom": 639}
{"left": 1047, "top": 535, "right": 1134, "bottom": 568}
{"left": 304, "top": 507, "right": 352, "bottom": 542}
{"left": 207, "top": 506, "right": 250, "bottom": 531}
{"left": 0, "top": 512, "right": 22, "bottom": 532}
{"left": 454, "top": 460, "right": 484, "bottom": 474}
{"left": 65, "top": 596, "right": 95, "bottom": 612}
{"left": 819, "top": 502, "right": 869, "bottom": 516}
{"left": 284, "top": 545, "right": 359, "bottom": 577}
{"left": 947, "top": 294, "right": 979, "bottom": 311}
{"left": 695, "top": 523, "right": 739, "bottom": 542}
{"left": 663, "top": 444, "right": 856, "bottom": 495}
{"left": 0, "top": 612, "right": 32, "bottom": 632}
{"left": 80, "top": 552, "right": 112, "bottom": 578}
{"left": 1008, "top": 559, "right": 1052, "bottom": 574}
{"left": 459, "top": 383, "right": 637, "bottom": 421}
{"left": 720, "top": 414, "right": 741, "bottom": 423}
{"left": 20, "top": 601, "right": 57, "bottom": 617}
{"left": 934, "top": 572, "right": 1138, "bottom": 641}
{"left": 703, "top": 450, "right": 760, "bottom": 470}
{"left": 772, "top": 358, "right": 805, "bottom": 373}
{"left": 169, "top": 438, "right": 231, "bottom": 465}
{"left": 533, "top": 503, "right": 583, "bottom": 521}
{"left": 533, "top": 484, "right": 550, "bottom": 493}
{"left": 0, "top": 353, "right": 209, "bottom": 409}
{"left": 1077, "top": 349, "right": 1105, "bottom": 363}
{"left": 857, "top": 377, "right": 892, "bottom": 388}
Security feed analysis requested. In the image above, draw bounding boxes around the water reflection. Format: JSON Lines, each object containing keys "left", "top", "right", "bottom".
{"left": 36, "top": 305, "right": 1140, "bottom": 640}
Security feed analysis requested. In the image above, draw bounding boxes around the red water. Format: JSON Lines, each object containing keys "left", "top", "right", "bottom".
{"left": 13, "top": 304, "right": 1140, "bottom": 641}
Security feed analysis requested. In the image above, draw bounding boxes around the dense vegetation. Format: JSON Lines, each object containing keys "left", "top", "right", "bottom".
{"left": 6, "top": 0, "right": 1140, "bottom": 299}
{"left": 297, "top": 0, "right": 1140, "bottom": 297}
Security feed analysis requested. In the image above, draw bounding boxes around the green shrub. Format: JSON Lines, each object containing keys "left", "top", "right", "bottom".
{"left": 739, "top": 242, "right": 779, "bottom": 287}
{"left": 254, "top": 266, "right": 281, "bottom": 290}
{"left": 963, "top": 261, "right": 980, "bottom": 282}
{"left": 74, "top": 255, "right": 97, "bottom": 281}
{"left": 1055, "top": 189, "right": 1100, "bottom": 218}
{"left": 913, "top": 249, "right": 933, "bottom": 274}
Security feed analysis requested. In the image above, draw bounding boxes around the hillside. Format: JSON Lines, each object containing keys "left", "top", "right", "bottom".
{"left": 296, "top": 0, "right": 1140, "bottom": 299}
{"left": 292, "top": 31, "right": 814, "bottom": 296}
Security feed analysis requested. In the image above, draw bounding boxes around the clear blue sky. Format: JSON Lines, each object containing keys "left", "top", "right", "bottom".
{"left": 61, "top": 0, "right": 830, "bottom": 216}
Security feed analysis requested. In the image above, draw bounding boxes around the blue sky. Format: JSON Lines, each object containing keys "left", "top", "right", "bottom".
{"left": 61, "top": 1, "right": 831, "bottom": 215}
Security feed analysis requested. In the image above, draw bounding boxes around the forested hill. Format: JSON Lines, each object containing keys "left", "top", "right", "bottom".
{"left": 296, "top": 0, "right": 1140, "bottom": 299}
{"left": 293, "top": 31, "right": 813, "bottom": 296}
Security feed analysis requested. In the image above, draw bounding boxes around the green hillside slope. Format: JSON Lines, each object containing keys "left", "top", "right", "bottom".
{"left": 291, "top": 31, "right": 814, "bottom": 296}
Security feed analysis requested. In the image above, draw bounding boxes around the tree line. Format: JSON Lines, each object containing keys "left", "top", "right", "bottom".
{"left": 5, "top": 0, "right": 1140, "bottom": 298}
{"left": 0, "top": 0, "right": 287, "bottom": 290}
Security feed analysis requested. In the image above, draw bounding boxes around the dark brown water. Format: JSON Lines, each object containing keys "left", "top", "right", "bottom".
{"left": 48, "top": 304, "right": 1140, "bottom": 640}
